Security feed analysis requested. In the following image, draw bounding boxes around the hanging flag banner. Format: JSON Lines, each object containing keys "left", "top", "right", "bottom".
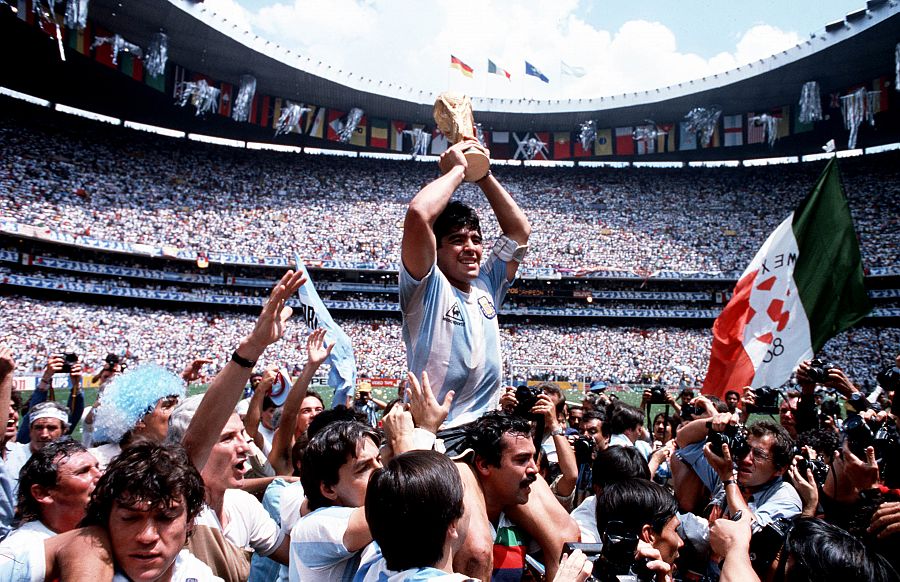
{"left": 703, "top": 159, "right": 870, "bottom": 397}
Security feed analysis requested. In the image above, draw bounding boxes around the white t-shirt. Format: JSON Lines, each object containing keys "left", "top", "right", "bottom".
{"left": 570, "top": 495, "right": 601, "bottom": 544}
{"left": 258, "top": 425, "right": 276, "bottom": 457}
{"left": 4, "top": 442, "right": 32, "bottom": 483}
{"left": 290, "top": 505, "right": 376, "bottom": 582}
{"left": 194, "top": 488, "right": 284, "bottom": 556}
{"left": 113, "top": 550, "right": 224, "bottom": 582}
{"left": 0, "top": 520, "right": 55, "bottom": 551}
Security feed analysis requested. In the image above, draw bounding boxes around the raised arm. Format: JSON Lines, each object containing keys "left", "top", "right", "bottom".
{"left": 244, "top": 368, "right": 276, "bottom": 450}
{"left": 475, "top": 164, "right": 531, "bottom": 282}
{"left": 400, "top": 142, "right": 468, "bottom": 280}
{"left": 182, "top": 270, "right": 305, "bottom": 471}
{"left": 268, "top": 328, "right": 332, "bottom": 475}
{"left": 0, "top": 347, "right": 14, "bottom": 439}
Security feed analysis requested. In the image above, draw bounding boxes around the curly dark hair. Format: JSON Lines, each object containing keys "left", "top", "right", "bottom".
{"left": 301, "top": 420, "right": 381, "bottom": 511}
{"left": 80, "top": 441, "right": 205, "bottom": 528}
{"left": 16, "top": 437, "right": 87, "bottom": 524}
{"left": 467, "top": 411, "right": 533, "bottom": 467}
{"left": 433, "top": 200, "right": 481, "bottom": 247}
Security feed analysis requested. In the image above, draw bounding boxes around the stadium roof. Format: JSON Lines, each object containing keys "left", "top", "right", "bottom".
{"left": 87, "top": 0, "right": 900, "bottom": 131}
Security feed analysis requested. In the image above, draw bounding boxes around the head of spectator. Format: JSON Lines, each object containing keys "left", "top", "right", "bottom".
{"left": 679, "top": 388, "right": 696, "bottom": 403}
{"left": 567, "top": 405, "right": 583, "bottom": 431}
{"left": 260, "top": 395, "right": 278, "bottom": 431}
{"left": 80, "top": 441, "right": 205, "bottom": 582}
{"left": 355, "top": 382, "right": 373, "bottom": 404}
{"left": 366, "top": 450, "right": 466, "bottom": 574}
{"left": 94, "top": 364, "right": 185, "bottom": 446}
{"left": 652, "top": 412, "right": 677, "bottom": 443}
{"left": 27, "top": 401, "right": 69, "bottom": 454}
{"left": 301, "top": 420, "right": 382, "bottom": 511}
{"left": 580, "top": 410, "right": 608, "bottom": 455}
{"left": 3, "top": 391, "right": 22, "bottom": 448}
{"left": 596, "top": 479, "right": 682, "bottom": 566}
{"left": 537, "top": 383, "right": 565, "bottom": 410}
{"left": 797, "top": 428, "right": 840, "bottom": 465}
{"left": 295, "top": 391, "right": 325, "bottom": 437}
{"left": 467, "top": 411, "right": 537, "bottom": 517}
{"left": 724, "top": 390, "right": 741, "bottom": 414}
{"left": 780, "top": 391, "right": 800, "bottom": 438}
{"left": 779, "top": 518, "right": 898, "bottom": 582}
{"left": 604, "top": 402, "right": 645, "bottom": 444}
{"left": 15, "top": 437, "right": 101, "bottom": 534}
{"left": 591, "top": 445, "right": 651, "bottom": 496}
{"left": 737, "top": 420, "right": 794, "bottom": 490}
{"left": 249, "top": 372, "right": 263, "bottom": 391}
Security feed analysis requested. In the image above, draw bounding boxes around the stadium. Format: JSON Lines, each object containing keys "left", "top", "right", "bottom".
{"left": 0, "top": 0, "right": 898, "bottom": 401}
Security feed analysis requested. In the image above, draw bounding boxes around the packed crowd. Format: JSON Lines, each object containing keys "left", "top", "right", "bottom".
{"left": 2, "top": 296, "right": 897, "bottom": 387}
{"left": 1, "top": 109, "right": 898, "bottom": 273}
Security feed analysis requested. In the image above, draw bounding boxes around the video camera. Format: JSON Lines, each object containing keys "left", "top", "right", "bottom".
{"left": 562, "top": 521, "right": 654, "bottom": 582}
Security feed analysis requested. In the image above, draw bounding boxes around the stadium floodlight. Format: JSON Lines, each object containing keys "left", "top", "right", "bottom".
{"left": 864, "top": 142, "right": 900, "bottom": 154}
{"left": 123, "top": 121, "right": 184, "bottom": 138}
{"left": 633, "top": 161, "right": 684, "bottom": 168}
{"left": 688, "top": 160, "right": 740, "bottom": 168}
{"left": 187, "top": 134, "right": 245, "bottom": 148}
{"left": 246, "top": 142, "right": 302, "bottom": 153}
{"left": 742, "top": 156, "right": 799, "bottom": 167}
{"left": 54, "top": 104, "right": 120, "bottom": 125}
{"left": 0, "top": 86, "right": 50, "bottom": 107}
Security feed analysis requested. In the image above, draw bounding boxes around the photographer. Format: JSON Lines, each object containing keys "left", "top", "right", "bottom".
{"left": 17, "top": 353, "right": 85, "bottom": 443}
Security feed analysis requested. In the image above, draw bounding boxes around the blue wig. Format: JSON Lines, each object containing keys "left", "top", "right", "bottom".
{"left": 94, "top": 363, "right": 186, "bottom": 443}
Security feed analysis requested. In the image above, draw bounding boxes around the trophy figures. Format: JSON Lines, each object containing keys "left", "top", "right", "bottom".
{"left": 433, "top": 92, "right": 490, "bottom": 182}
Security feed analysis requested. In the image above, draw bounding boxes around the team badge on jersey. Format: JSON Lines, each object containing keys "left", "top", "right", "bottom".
{"left": 478, "top": 296, "right": 497, "bottom": 319}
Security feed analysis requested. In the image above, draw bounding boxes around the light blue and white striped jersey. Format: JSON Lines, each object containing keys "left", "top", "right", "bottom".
{"left": 290, "top": 505, "right": 376, "bottom": 582}
{"left": 400, "top": 255, "right": 511, "bottom": 428}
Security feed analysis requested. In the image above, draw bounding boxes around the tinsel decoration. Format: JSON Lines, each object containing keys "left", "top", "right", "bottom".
{"left": 145, "top": 32, "right": 168, "bottom": 79}
{"left": 684, "top": 106, "right": 722, "bottom": 147}
{"left": 896, "top": 43, "right": 899, "bottom": 93}
{"left": 632, "top": 121, "right": 663, "bottom": 143}
{"left": 840, "top": 87, "right": 879, "bottom": 149}
{"left": 475, "top": 123, "right": 486, "bottom": 148}
{"left": 33, "top": 0, "right": 66, "bottom": 61}
{"left": 232, "top": 75, "right": 257, "bottom": 123}
{"left": 336, "top": 107, "right": 364, "bottom": 143}
{"left": 176, "top": 79, "right": 220, "bottom": 116}
{"left": 64, "top": 0, "right": 87, "bottom": 29}
{"left": 578, "top": 120, "right": 597, "bottom": 151}
{"left": 274, "top": 102, "right": 309, "bottom": 136}
{"left": 749, "top": 114, "right": 779, "bottom": 148}
{"left": 404, "top": 128, "right": 431, "bottom": 158}
{"left": 91, "top": 34, "right": 142, "bottom": 66}
{"left": 523, "top": 136, "right": 546, "bottom": 160}
{"left": 798, "top": 81, "right": 822, "bottom": 124}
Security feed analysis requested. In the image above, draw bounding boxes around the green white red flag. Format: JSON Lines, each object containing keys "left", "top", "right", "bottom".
{"left": 703, "top": 159, "right": 870, "bottom": 397}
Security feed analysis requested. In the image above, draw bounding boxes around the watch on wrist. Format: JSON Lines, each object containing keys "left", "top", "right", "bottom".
{"left": 722, "top": 478, "right": 737, "bottom": 487}
{"left": 230, "top": 350, "right": 257, "bottom": 369}
{"left": 551, "top": 427, "right": 566, "bottom": 437}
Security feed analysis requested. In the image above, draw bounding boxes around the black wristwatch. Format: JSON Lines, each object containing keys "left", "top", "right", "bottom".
{"left": 230, "top": 350, "right": 257, "bottom": 369}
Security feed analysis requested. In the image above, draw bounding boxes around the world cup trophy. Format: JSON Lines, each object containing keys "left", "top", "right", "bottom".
{"left": 433, "top": 92, "right": 490, "bottom": 182}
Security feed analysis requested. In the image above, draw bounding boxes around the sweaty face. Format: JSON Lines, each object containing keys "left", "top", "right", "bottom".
{"left": 4, "top": 404, "right": 18, "bottom": 443}
{"left": 49, "top": 451, "right": 101, "bottom": 520}
{"left": 436, "top": 227, "right": 483, "bottom": 291}
{"left": 485, "top": 433, "right": 538, "bottom": 507}
{"left": 296, "top": 396, "right": 324, "bottom": 435}
{"left": 327, "top": 437, "right": 382, "bottom": 508}
{"left": 201, "top": 414, "right": 250, "bottom": 492}
{"left": 581, "top": 419, "right": 608, "bottom": 451}
{"left": 137, "top": 396, "right": 179, "bottom": 442}
{"left": 30, "top": 418, "right": 64, "bottom": 452}
{"left": 651, "top": 515, "right": 683, "bottom": 565}
{"left": 779, "top": 398, "right": 798, "bottom": 435}
{"left": 109, "top": 498, "right": 190, "bottom": 582}
{"left": 736, "top": 434, "right": 783, "bottom": 489}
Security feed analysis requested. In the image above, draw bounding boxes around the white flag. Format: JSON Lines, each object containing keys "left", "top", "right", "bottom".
{"left": 560, "top": 61, "right": 586, "bottom": 78}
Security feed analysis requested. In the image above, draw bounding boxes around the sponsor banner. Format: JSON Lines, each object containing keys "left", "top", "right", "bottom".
{"left": 527, "top": 380, "right": 585, "bottom": 392}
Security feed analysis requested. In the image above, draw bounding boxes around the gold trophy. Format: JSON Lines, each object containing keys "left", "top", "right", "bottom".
{"left": 433, "top": 92, "right": 490, "bottom": 182}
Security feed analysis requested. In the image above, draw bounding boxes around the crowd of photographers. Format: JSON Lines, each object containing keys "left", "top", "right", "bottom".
{"left": 2, "top": 107, "right": 899, "bottom": 274}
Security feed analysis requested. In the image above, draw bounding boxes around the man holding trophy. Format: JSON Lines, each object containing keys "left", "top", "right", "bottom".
{"left": 400, "top": 92, "right": 531, "bottom": 429}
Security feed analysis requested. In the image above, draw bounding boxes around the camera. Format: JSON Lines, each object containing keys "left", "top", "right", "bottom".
{"left": 649, "top": 386, "right": 668, "bottom": 405}
{"left": 843, "top": 414, "right": 874, "bottom": 461}
{"left": 876, "top": 365, "right": 900, "bottom": 393}
{"left": 794, "top": 447, "right": 828, "bottom": 486}
{"left": 706, "top": 423, "right": 750, "bottom": 459}
{"left": 514, "top": 384, "right": 541, "bottom": 418}
{"left": 60, "top": 352, "right": 78, "bottom": 373}
{"left": 846, "top": 392, "right": 870, "bottom": 413}
{"left": 563, "top": 521, "right": 654, "bottom": 582}
{"left": 572, "top": 435, "right": 595, "bottom": 466}
{"left": 807, "top": 358, "right": 837, "bottom": 384}
{"left": 680, "top": 403, "right": 705, "bottom": 421}
{"left": 747, "top": 385, "right": 780, "bottom": 414}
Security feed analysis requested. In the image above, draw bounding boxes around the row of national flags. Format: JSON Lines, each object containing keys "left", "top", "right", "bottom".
{"left": 451, "top": 56, "right": 584, "bottom": 83}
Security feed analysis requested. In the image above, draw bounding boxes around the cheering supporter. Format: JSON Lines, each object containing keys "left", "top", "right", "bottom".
{"left": 5, "top": 401, "right": 70, "bottom": 488}
{"left": 16, "top": 354, "right": 85, "bottom": 443}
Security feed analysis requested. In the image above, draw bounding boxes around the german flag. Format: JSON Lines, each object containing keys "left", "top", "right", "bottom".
{"left": 450, "top": 55, "right": 474, "bottom": 78}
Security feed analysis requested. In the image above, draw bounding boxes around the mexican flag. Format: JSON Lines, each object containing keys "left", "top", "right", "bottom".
{"left": 703, "top": 159, "right": 870, "bottom": 397}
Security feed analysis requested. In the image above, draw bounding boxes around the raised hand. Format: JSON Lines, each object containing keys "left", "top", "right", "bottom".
{"left": 407, "top": 370, "right": 454, "bottom": 433}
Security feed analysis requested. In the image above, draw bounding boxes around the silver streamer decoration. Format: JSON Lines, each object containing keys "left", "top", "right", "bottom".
{"left": 896, "top": 43, "right": 899, "bottom": 93}
{"left": 404, "top": 128, "right": 431, "bottom": 158}
{"left": 632, "top": 120, "right": 665, "bottom": 143}
{"left": 578, "top": 120, "right": 597, "bottom": 151}
{"left": 839, "top": 87, "right": 878, "bottom": 149}
{"left": 749, "top": 114, "right": 779, "bottom": 148}
{"left": 274, "top": 102, "right": 309, "bottom": 136}
{"left": 798, "top": 81, "right": 822, "bottom": 124}
{"left": 335, "top": 107, "right": 365, "bottom": 143}
{"left": 684, "top": 106, "right": 721, "bottom": 147}
{"left": 64, "top": 0, "right": 88, "bottom": 29}
{"left": 34, "top": 0, "right": 66, "bottom": 61}
{"left": 91, "top": 34, "right": 142, "bottom": 66}
{"left": 176, "top": 79, "right": 220, "bottom": 117}
{"left": 231, "top": 75, "right": 257, "bottom": 123}
{"left": 145, "top": 32, "right": 168, "bottom": 79}
{"left": 475, "top": 123, "right": 486, "bottom": 148}
{"left": 523, "top": 136, "right": 547, "bottom": 160}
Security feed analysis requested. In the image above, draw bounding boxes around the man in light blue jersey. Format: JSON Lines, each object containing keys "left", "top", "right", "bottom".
{"left": 400, "top": 139, "right": 531, "bottom": 428}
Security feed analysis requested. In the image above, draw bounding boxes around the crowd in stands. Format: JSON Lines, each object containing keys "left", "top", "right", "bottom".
{"left": 1, "top": 110, "right": 898, "bottom": 274}
{"left": 1, "top": 296, "right": 897, "bottom": 387}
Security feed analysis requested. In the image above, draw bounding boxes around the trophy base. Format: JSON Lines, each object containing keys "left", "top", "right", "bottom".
{"left": 463, "top": 148, "right": 490, "bottom": 182}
